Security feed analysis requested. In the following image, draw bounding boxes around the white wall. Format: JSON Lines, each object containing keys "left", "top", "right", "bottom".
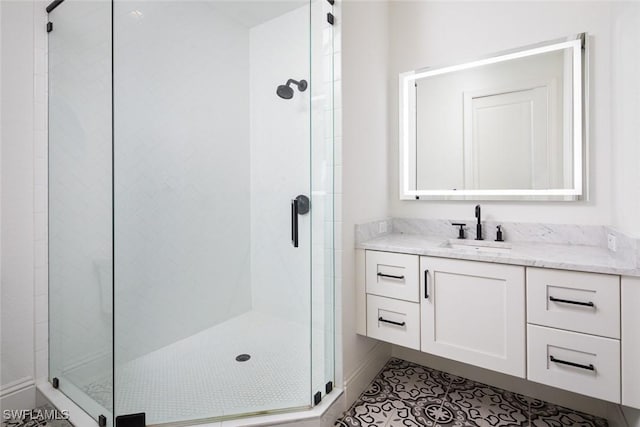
{"left": 614, "top": 6, "right": 640, "bottom": 419}
{"left": 1, "top": 0, "right": 48, "bottom": 410}
{"left": 113, "top": 1, "right": 253, "bottom": 363}
{"left": 0, "top": 0, "right": 35, "bottom": 409}
{"left": 249, "top": 6, "right": 311, "bottom": 325}
{"left": 340, "top": 0, "right": 391, "bottom": 391}
{"left": 610, "top": 2, "right": 640, "bottom": 237}
{"left": 387, "top": 1, "right": 639, "bottom": 232}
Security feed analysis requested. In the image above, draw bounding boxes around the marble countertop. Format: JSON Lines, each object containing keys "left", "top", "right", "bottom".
{"left": 358, "top": 233, "right": 640, "bottom": 276}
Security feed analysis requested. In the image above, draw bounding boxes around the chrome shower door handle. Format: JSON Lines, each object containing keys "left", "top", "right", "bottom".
{"left": 291, "top": 194, "right": 310, "bottom": 248}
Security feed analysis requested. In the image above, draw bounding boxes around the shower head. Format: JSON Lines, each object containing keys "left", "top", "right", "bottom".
{"left": 276, "top": 79, "right": 307, "bottom": 99}
{"left": 276, "top": 84, "right": 294, "bottom": 100}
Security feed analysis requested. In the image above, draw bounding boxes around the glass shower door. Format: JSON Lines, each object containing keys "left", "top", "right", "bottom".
{"left": 48, "top": 0, "right": 333, "bottom": 424}
{"left": 48, "top": 0, "right": 113, "bottom": 423}
{"left": 112, "top": 0, "right": 324, "bottom": 424}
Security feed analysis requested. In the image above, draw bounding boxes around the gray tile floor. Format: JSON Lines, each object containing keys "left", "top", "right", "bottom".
{"left": 335, "top": 358, "right": 608, "bottom": 427}
{"left": 2, "top": 404, "right": 73, "bottom": 427}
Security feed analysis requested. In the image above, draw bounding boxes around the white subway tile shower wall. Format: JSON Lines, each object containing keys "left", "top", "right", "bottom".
{"left": 34, "top": 0, "right": 49, "bottom": 383}
{"left": 249, "top": 4, "right": 311, "bottom": 328}
{"left": 113, "top": 0, "right": 253, "bottom": 364}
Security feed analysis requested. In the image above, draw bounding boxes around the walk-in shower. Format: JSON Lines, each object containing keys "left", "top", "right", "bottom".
{"left": 47, "top": 0, "right": 336, "bottom": 425}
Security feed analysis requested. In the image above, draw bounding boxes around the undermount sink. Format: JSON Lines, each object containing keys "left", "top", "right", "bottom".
{"left": 440, "top": 239, "right": 513, "bottom": 254}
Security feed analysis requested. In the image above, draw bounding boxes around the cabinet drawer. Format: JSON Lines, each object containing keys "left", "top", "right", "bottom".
{"left": 527, "top": 325, "right": 620, "bottom": 403}
{"left": 366, "top": 251, "right": 419, "bottom": 302}
{"left": 367, "top": 294, "right": 420, "bottom": 350}
{"left": 527, "top": 268, "right": 620, "bottom": 338}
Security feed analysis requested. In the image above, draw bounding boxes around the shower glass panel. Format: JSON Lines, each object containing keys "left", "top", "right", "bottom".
{"left": 48, "top": 0, "right": 334, "bottom": 424}
{"left": 48, "top": 0, "right": 113, "bottom": 423}
{"left": 112, "top": 0, "right": 333, "bottom": 424}
{"left": 310, "top": 0, "right": 336, "bottom": 402}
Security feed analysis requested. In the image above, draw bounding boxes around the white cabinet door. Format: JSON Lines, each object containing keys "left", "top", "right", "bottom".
{"left": 622, "top": 276, "right": 640, "bottom": 409}
{"left": 420, "top": 256, "right": 526, "bottom": 378}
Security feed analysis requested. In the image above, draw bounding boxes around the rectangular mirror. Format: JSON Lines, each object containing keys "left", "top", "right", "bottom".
{"left": 399, "top": 33, "right": 587, "bottom": 200}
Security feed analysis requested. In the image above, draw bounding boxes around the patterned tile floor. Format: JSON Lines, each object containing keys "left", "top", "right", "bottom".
{"left": 335, "top": 358, "right": 608, "bottom": 427}
{"left": 2, "top": 404, "right": 73, "bottom": 427}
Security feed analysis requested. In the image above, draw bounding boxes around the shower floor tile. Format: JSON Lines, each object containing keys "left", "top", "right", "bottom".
{"left": 79, "top": 310, "right": 323, "bottom": 424}
{"left": 334, "top": 358, "right": 609, "bottom": 427}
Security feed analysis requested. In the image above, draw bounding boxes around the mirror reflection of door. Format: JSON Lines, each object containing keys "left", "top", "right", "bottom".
{"left": 463, "top": 85, "right": 556, "bottom": 190}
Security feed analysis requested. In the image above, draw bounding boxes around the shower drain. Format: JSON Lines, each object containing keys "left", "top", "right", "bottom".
{"left": 235, "top": 354, "right": 251, "bottom": 362}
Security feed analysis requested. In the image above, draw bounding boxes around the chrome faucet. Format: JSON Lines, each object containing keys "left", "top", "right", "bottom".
{"left": 475, "top": 205, "right": 483, "bottom": 240}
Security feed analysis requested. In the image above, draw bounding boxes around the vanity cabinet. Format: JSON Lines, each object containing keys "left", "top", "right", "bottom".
{"left": 420, "top": 257, "right": 526, "bottom": 378}
{"left": 357, "top": 248, "right": 638, "bottom": 407}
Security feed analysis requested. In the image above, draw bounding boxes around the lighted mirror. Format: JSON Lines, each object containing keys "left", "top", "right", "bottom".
{"left": 399, "top": 33, "right": 587, "bottom": 200}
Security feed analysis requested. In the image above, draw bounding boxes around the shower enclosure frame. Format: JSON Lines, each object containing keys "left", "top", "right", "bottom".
{"left": 46, "top": 0, "right": 338, "bottom": 425}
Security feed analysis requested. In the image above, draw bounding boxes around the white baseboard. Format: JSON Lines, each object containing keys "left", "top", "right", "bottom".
{"left": 1, "top": 378, "right": 36, "bottom": 411}
{"left": 342, "top": 342, "right": 392, "bottom": 408}
{"left": 36, "top": 381, "right": 99, "bottom": 427}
